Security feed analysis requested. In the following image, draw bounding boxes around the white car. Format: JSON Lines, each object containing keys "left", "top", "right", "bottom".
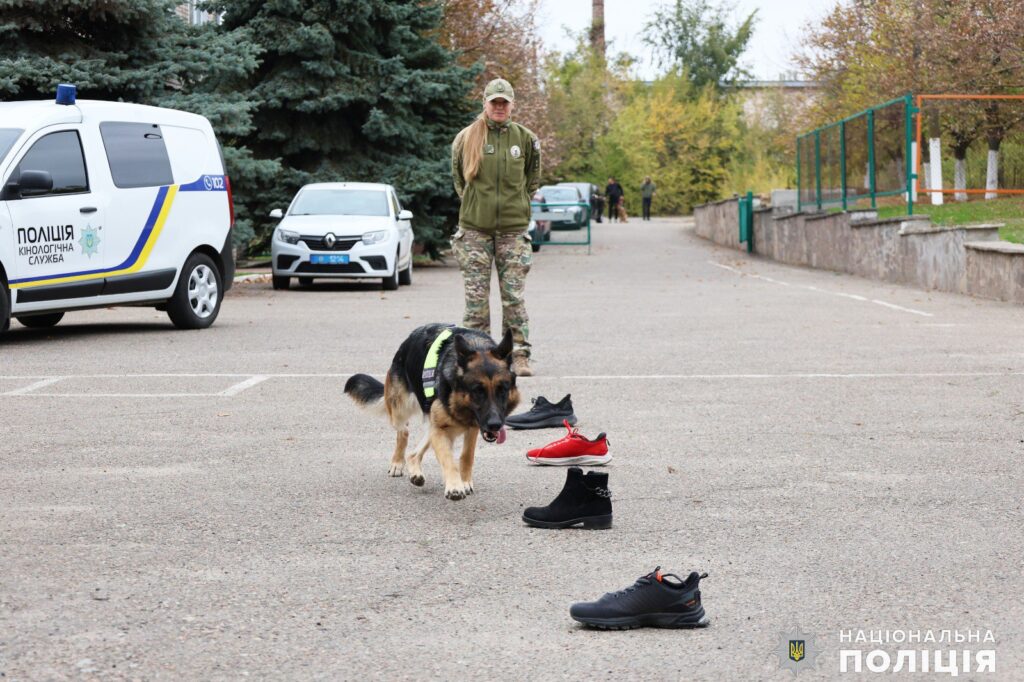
{"left": 270, "top": 182, "right": 414, "bottom": 291}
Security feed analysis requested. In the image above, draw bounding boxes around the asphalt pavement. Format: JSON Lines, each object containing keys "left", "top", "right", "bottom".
{"left": 1, "top": 217, "right": 1021, "bottom": 680}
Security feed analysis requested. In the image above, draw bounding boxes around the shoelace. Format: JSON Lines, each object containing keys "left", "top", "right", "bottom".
{"left": 609, "top": 567, "right": 707, "bottom": 598}
{"left": 550, "top": 419, "right": 585, "bottom": 444}
{"left": 611, "top": 568, "right": 660, "bottom": 598}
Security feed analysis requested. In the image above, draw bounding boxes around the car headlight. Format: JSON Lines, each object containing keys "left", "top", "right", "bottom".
{"left": 362, "top": 230, "right": 388, "bottom": 245}
{"left": 276, "top": 228, "right": 300, "bottom": 244}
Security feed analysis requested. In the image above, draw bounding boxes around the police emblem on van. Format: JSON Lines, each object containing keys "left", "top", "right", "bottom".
{"left": 79, "top": 225, "right": 101, "bottom": 257}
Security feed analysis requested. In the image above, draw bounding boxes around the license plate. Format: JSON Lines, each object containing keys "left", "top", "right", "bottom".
{"left": 311, "top": 254, "right": 349, "bottom": 265}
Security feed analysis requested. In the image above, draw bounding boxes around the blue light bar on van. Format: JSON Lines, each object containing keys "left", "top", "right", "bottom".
{"left": 55, "top": 84, "right": 77, "bottom": 105}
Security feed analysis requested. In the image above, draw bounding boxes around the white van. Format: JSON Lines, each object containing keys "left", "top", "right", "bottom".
{"left": 0, "top": 85, "right": 234, "bottom": 336}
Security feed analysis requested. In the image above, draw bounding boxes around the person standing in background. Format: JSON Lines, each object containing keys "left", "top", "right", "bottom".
{"left": 605, "top": 177, "right": 624, "bottom": 223}
{"left": 641, "top": 176, "right": 656, "bottom": 221}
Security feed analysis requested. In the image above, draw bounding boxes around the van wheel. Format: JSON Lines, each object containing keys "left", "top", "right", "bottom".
{"left": 0, "top": 281, "right": 9, "bottom": 335}
{"left": 17, "top": 312, "right": 64, "bottom": 328}
{"left": 382, "top": 249, "right": 400, "bottom": 291}
{"left": 167, "top": 253, "right": 222, "bottom": 329}
{"left": 272, "top": 275, "right": 290, "bottom": 290}
{"left": 398, "top": 257, "right": 412, "bottom": 286}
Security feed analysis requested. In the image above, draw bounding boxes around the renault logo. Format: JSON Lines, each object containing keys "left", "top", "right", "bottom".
{"left": 324, "top": 233, "right": 336, "bottom": 248}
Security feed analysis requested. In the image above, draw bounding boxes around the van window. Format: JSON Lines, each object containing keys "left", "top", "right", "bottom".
{"left": 0, "top": 128, "right": 24, "bottom": 166}
{"left": 161, "top": 125, "right": 210, "bottom": 183}
{"left": 14, "top": 130, "right": 89, "bottom": 195}
{"left": 100, "top": 122, "right": 174, "bottom": 188}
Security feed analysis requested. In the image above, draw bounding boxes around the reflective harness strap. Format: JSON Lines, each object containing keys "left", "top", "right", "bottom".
{"left": 422, "top": 328, "right": 454, "bottom": 399}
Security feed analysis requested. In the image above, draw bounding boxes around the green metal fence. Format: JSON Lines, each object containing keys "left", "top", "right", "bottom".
{"left": 530, "top": 201, "right": 592, "bottom": 254}
{"left": 796, "top": 94, "right": 916, "bottom": 215}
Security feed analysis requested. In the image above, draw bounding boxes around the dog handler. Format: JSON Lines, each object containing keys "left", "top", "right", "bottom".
{"left": 451, "top": 78, "right": 540, "bottom": 376}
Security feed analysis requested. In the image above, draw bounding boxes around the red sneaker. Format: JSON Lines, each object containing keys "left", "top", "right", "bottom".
{"left": 526, "top": 420, "right": 611, "bottom": 466}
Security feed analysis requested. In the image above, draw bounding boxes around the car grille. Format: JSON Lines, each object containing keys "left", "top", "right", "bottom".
{"left": 301, "top": 236, "right": 360, "bottom": 251}
{"left": 295, "top": 262, "right": 366, "bottom": 274}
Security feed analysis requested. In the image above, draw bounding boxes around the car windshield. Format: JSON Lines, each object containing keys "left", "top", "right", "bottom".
{"left": 290, "top": 189, "right": 389, "bottom": 217}
{"left": 0, "top": 128, "right": 24, "bottom": 166}
{"left": 542, "top": 188, "right": 578, "bottom": 202}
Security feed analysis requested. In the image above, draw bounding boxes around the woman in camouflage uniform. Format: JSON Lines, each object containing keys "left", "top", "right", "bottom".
{"left": 451, "top": 78, "right": 540, "bottom": 376}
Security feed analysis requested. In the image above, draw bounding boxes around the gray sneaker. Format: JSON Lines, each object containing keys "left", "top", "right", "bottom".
{"left": 570, "top": 568, "right": 711, "bottom": 630}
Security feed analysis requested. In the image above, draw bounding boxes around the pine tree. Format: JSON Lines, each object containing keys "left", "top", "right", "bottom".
{"left": 0, "top": 0, "right": 274, "bottom": 245}
{"left": 215, "top": 0, "right": 478, "bottom": 255}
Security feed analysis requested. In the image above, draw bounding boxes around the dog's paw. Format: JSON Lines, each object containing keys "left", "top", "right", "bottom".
{"left": 387, "top": 462, "right": 405, "bottom": 477}
{"left": 462, "top": 480, "right": 474, "bottom": 495}
{"left": 409, "top": 474, "right": 425, "bottom": 487}
{"left": 444, "top": 484, "right": 467, "bottom": 501}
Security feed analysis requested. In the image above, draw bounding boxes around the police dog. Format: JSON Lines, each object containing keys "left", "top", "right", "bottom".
{"left": 344, "top": 323, "right": 519, "bottom": 501}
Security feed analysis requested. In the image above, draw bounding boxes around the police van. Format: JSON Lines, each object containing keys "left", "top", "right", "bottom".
{"left": 0, "top": 85, "right": 234, "bottom": 336}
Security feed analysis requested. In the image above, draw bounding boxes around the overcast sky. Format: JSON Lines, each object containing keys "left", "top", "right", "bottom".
{"left": 537, "top": 0, "right": 836, "bottom": 80}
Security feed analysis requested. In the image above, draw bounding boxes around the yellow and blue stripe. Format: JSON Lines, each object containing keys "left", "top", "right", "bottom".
{"left": 10, "top": 175, "right": 226, "bottom": 289}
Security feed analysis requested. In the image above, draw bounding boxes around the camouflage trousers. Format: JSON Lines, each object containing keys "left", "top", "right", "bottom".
{"left": 451, "top": 227, "right": 532, "bottom": 358}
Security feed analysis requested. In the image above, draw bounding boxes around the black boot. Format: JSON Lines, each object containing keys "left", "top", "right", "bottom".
{"left": 522, "top": 467, "right": 612, "bottom": 529}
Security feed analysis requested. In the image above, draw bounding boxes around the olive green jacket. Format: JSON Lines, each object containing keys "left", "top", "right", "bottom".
{"left": 451, "top": 120, "right": 541, "bottom": 232}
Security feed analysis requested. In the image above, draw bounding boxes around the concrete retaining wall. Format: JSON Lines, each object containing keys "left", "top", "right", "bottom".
{"left": 693, "top": 198, "right": 1021, "bottom": 303}
{"left": 965, "top": 241, "right": 1024, "bottom": 304}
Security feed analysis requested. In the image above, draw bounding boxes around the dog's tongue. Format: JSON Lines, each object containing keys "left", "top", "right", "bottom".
{"left": 496, "top": 426, "right": 507, "bottom": 444}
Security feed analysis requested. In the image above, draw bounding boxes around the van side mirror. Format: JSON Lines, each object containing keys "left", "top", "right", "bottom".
{"left": 3, "top": 169, "right": 53, "bottom": 199}
{"left": 398, "top": 209, "right": 413, "bottom": 221}
{"left": 269, "top": 208, "right": 283, "bottom": 219}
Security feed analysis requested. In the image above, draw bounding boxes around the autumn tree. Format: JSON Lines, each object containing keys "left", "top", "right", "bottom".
{"left": 437, "top": 0, "right": 550, "bottom": 147}
{"left": 799, "top": 0, "right": 1024, "bottom": 200}
{"left": 644, "top": 0, "right": 757, "bottom": 91}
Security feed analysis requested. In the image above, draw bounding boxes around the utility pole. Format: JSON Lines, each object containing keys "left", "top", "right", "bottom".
{"left": 591, "top": 0, "right": 605, "bottom": 57}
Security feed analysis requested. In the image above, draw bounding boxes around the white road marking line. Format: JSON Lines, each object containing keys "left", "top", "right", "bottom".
{"left": 557, "top": 372, "right": 1023, "bottom": 379}
{"left": 219, "top": 375, "right": 270, "bottom": 396}
{"left": 709, "top": 260, "right": 933, "bottom": 317}
{"left": 2, "top": 377, "right": 64, "bottom": 395}
{"left": 0, "top": 373, "right": 361, "bottom": 379}
{"left": 870, "top": 299, "right": 933, "bottom": 316}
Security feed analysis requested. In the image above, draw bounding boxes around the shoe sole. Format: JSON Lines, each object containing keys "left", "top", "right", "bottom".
{"left": 526, "top": 453, "right": 611, "bottom": 466}
{"left": 571, "top": 611, "right": 710, "bottom": 630}
{"left": 521, "top": 513, "right": 612, "bottom": 529}
{"left": 506, "top": 414, "right": 577, "bottom": 430}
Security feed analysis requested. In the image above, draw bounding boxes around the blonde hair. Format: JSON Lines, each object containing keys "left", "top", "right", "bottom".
{"left": 458, "top": 113, "right": 489, "bottom": 184}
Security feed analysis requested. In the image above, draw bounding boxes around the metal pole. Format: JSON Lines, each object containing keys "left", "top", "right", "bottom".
{"left": 840, "top": 120, "right": 848, "bottom": 211}
{"left": 815, "top": 130, "right": 822, "bottom": 211}
{"left": 867, "top": 110, "right": 877, "bottom": 209}
{"left": 796, "top": 136, "right": 802, "bottom": 212}
{"left": 746, "top": 190, "right": 754, "bottom": 253}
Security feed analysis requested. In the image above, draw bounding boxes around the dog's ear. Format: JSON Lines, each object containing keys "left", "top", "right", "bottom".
{"left": 453, "top": 333, "right": 475, "bottom": 368}
{"left": 494, "top": 329, "right": 514, "bottom": 362}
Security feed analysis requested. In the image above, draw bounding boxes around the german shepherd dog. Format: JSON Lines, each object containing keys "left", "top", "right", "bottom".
{"left": 344, "top": 323, "right": 520, "bottom": 501}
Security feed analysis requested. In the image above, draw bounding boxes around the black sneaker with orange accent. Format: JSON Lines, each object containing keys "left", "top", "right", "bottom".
{"left": 569, "top": 568, "right": 710, "bottom": 630}
{"left": 505, "top": 394, "right": 576, "bottom": 430}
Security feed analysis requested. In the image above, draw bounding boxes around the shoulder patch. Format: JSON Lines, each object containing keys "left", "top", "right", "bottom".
{"left": 533, "top": 138, "right": 541, "bottom": 151}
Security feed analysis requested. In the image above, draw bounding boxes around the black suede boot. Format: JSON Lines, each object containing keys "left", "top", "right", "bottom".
{"left": 522, "top": 467, "right": 612, "bottom": 529}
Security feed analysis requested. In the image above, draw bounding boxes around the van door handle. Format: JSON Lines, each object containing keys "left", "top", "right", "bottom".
{"left": 80, "top": 206, "right": 97, "bottom": 214}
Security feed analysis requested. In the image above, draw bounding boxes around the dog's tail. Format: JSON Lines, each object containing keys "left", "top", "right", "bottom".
{"left": 344, "top": 373, "right": 387, "bottom": 416}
